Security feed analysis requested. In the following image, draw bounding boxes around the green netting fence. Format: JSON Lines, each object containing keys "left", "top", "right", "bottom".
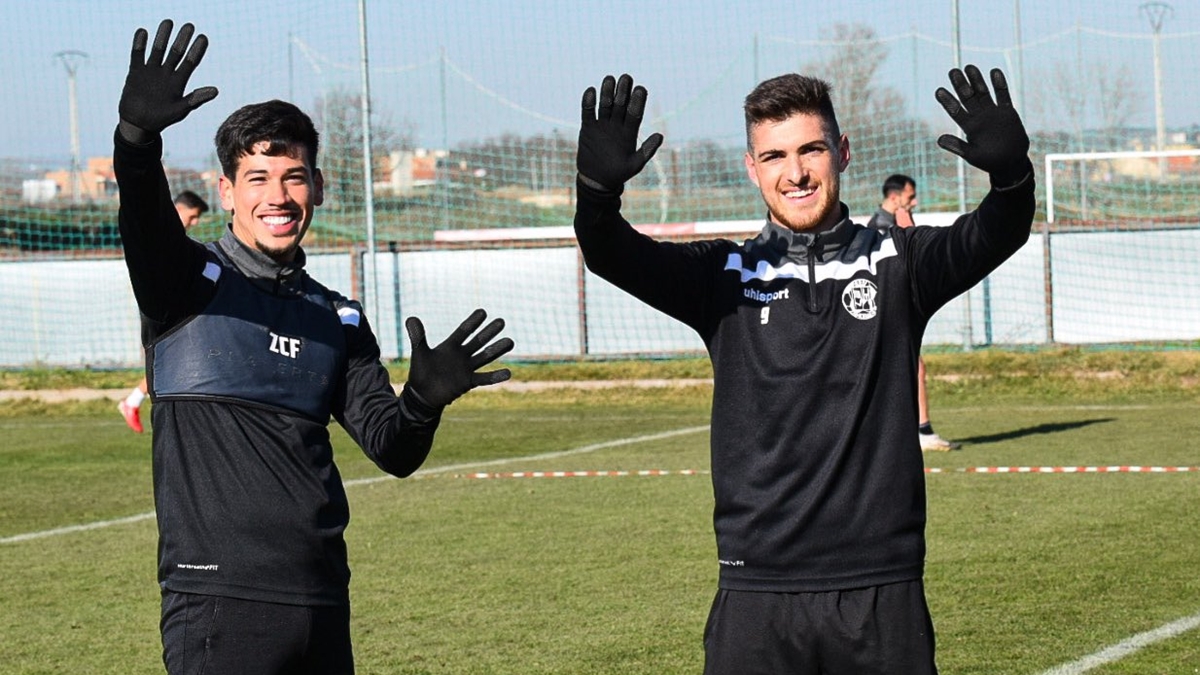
{"left": 2, "top": 1, "right": 1198, "bottom": 366}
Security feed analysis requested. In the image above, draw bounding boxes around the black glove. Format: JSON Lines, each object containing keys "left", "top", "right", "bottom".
{"left": 118, "top": 20, "right": 218, "bottom": 144}
{"left": 935, "top": 65, "right": 1030, "bottom": 187}
{"left": 404, "top": 309, "right": 513, "bottom": 410}
{"left": 577, "top": 74, "right": 664, "bottom": 193}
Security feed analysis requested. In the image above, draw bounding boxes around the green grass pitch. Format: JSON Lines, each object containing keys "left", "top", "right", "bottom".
{"left": 1, "top": 382, "right": 1198, "bottom": 674}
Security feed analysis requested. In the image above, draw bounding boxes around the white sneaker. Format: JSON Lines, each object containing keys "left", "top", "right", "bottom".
{"left": 118, "top": 400, "right": 144, "bottom": 433}
{"left": 920, "top": 432, "right": 959, "bottom": 452}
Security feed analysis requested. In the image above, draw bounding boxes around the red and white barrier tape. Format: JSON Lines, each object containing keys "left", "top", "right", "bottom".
{"left": 445, "top": 469, "right": 709, "bottom": 479}
{"left": 927, "top": 465, "right": 1200, "bottom": 474}
{"left": 416, "top": 467, "right": 1198, "bottom": 480}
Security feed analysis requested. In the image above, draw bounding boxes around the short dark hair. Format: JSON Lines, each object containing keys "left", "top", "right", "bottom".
{"left": 881, "top": 174, "right": 916, "bottom": 198}
{"left": 173, "top": 190, "right": 209, "bottom": 214}
{"left": 215, "top": 100, "right": 320, "bottom": 180}
{"left": 743, "top": 74, "right": 840, "bottom": 151}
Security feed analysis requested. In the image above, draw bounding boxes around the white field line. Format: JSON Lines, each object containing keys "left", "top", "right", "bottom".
{"left": 0, "top": 512, "right": 157, "bottom": 544}
{"left": 0, "top": 425, "right": 709, "bottom": 546}
{"left": 1036, "top": 611, "right": 1200, "bottom": 675}
{"left": 347, "top": 425, "right": 709, "bottom": 486}
{"left": 938, "top": 404, "right": 1156, "bottom": 413}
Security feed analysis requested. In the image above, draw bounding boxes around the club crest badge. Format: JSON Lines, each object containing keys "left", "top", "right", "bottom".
{"left": 841, "top": 279, "right": 878, "bottom": 320}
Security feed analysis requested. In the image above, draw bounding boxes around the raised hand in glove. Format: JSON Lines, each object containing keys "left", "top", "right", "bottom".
{"left": 577, "top": 74, "right": 664, "bottom": 193}
{"left": 404, "top": 309, "right": 513, "bottom": 411}
{"left": 935, "top": 65, "right": 1030, "bottom": 188}
{"left": 118, "top": 20, "right": 218, "bottom": 144}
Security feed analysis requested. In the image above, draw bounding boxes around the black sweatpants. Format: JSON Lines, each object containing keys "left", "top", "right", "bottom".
{"left": 161, "top": 591, "right": 354, "bottom": 675}
{"left": 702, "top": 580, "right": 937, "bottom": 675}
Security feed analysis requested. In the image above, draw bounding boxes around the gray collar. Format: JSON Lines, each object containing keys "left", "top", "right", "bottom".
{"left": 216, "top": 227, "right": 307, "bottom": 295}
{"left": 756, "top": 203, "right": 855, "bottom": 262}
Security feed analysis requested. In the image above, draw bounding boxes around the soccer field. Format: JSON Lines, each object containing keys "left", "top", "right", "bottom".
{"left": 1, "top": 386, "right": 1198, "bottom": 674}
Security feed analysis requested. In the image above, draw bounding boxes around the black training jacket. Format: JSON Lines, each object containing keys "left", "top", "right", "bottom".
{"left": 574, "top": 168, "right": 1034, "bottom": 592}
{"left": 115, "top": 132, "right": 440, "bottom": 606}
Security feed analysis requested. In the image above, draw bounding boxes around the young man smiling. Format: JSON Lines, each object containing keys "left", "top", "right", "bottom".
{"left": 573, "top": 70, "right": 1034, "bottom": 673}
{"left": 114, "top": 20, "right": 513, "bottom": 674}
{"left": 215, "top": 108, "right": 322, "bottom": 262}
{"left": 741, "top": 79, "right": 849, "bottom": 235}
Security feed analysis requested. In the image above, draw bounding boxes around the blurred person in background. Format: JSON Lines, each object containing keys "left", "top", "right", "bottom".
{"left": 867, "top": 173, "right": 959, "bottom": 452}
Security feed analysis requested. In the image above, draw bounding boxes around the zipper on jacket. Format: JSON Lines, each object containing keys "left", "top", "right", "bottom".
{"left": 805, "top": 236, "right": 821, "bottom": 312}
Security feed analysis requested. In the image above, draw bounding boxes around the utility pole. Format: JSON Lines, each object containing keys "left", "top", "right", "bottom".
{"left": 357, "top": 0, "right": 380, "bottom": 325}
{"left": 1141, "top": 2, "right": 1172, "bottom": 175}
{"left": 950, "top": 0, "right": 974, "bottom": 350}
{"left": 1012, "top": 0, "right": 1025, "bottom": 112}
{"left": 950, "top": 1, "right": 966, "bottom": 217}
{"left": 55, "top": 50, "right": 88, "bottom": 204}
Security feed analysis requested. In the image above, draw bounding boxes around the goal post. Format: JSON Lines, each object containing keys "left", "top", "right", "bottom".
{"left": 1041, "top": 148, "right": 1200, "bottom": 345}
{"left": 1045, "top": 148, "right": 1200, "bottom": 225}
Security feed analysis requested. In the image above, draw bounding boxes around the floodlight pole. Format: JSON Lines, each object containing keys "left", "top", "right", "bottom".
{"left": 55, "top": 50, "right": 88, "bottom": 204}
{"left": 950, "top": 3, "right": 966, "bottom": 216}
{"left": 752, "top": 33, "right": 759, "bottom": 85}
{"left": 358, "top": 0, "right": 380, "bottom": 325}
{"left": 288, "top": 31, "right": 294, "bottom": 102}
{"left": 439, "top": 46, "right": 450, "bottom": 232}
{"left": 951, "top": 0, "right": 974, "bottom": 350}
{"left": 1141, "top": 2, "right": 1172, "bottom": 175}
{"left": 1012, "top": 0, "right": 1025, "bottom": 111}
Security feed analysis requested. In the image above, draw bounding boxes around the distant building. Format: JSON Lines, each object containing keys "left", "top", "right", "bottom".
{"left": 21, "top": 156, "right": 214, "bottom": 206}
{"left": 21, "top": 179, "right": 58, "bottom": 204}
{"left": 378, "top": 149, "right": 442, "bottom": 196}
{"left": 39, "top": 157, "right": 117, "bottom": 203}
{"left": 1111, "top": 137, "right": 1200, "bottom": 179}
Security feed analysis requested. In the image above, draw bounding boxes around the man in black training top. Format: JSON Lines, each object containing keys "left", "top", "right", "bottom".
{"left": 114, "top": 20, "right": 513, "bottom": 674}
{"left": 867, "top": 173, "right": 960, "bottom": 452}
{"left": 867, "top": 172, "right": 918, "bottom": 230}
{"left": 574, "top": 67, "right": 1033, "bottom": 673}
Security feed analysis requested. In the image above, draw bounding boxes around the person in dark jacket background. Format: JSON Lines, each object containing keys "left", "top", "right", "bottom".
{"left": 867, "top": 173, "right": 960, "bottom": 452}
{"left": 867, "top": 172, "right": 919, "bottom": 231}
{"left": 114, "top": 20, "right": 513, "bottom": 674}
{"left": 573, "top": 66, "right": 1033, "bottom": 674}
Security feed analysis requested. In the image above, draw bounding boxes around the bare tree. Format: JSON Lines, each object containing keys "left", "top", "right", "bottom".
{"left": 670, "top": 140, "right": 744, "bottom": 191}
{"left": 801, "top": 24, "right": 906, "bottom": 142}
{"left": 801, "top": 23, "right": 921, "bottom": 210}
{"left": 314, "top": 88, "right": 415, "bottom": 209}
{"left": 1028, "top": 60, "right": 1142, "bottom": 151}
{"left": 453, "top": 131, "right": 574, "bottom": 192}
{"left": 1094, "top": 63, "right": 1141, "bottom": 141}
